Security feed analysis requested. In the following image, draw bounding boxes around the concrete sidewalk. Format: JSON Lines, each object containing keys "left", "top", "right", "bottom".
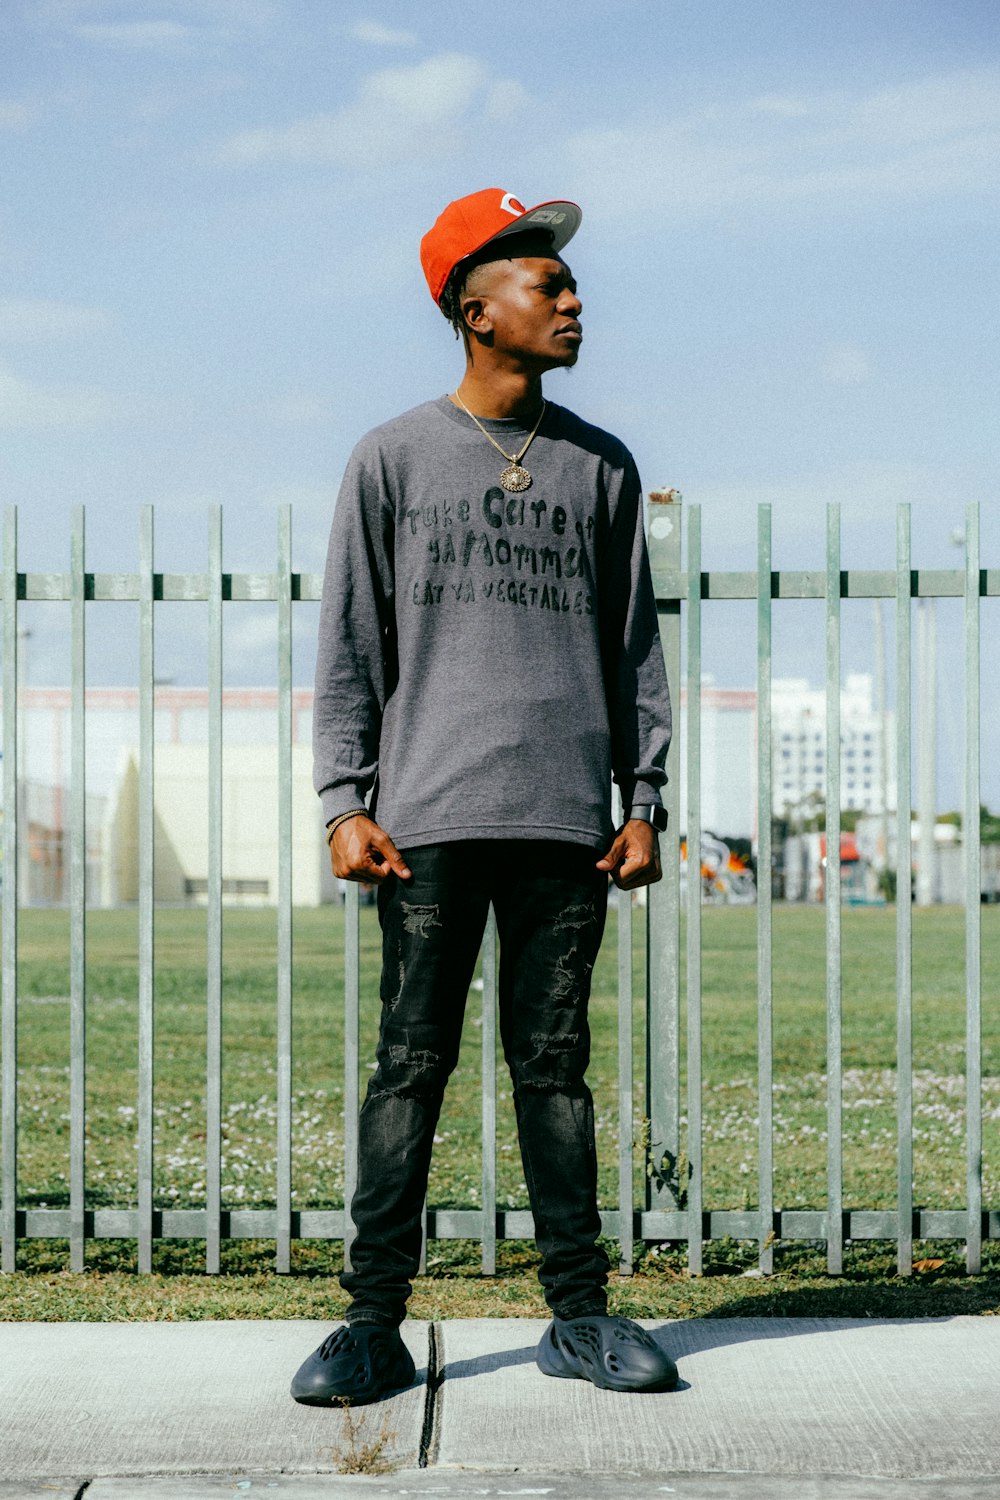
{"left": 3, "top": 1317, "right": 999, "bottom": 1498}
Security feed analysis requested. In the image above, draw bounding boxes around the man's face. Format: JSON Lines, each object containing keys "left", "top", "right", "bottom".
{"left": 461, "top": 252, "right": 583, "bottom": 371}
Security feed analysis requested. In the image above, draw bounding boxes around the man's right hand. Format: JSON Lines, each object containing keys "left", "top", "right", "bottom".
{"left": 329, "top": 815, "right": 412, "bottom": 885}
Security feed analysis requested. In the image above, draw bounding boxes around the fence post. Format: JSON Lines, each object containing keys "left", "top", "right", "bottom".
{"left": 615, "top": 784, "right": 634, "bottom": 1275}
{"left": 480, "top": 908, "right": 497, "bottom": 1275}
{"left": 69, "top": 507, "right": 87, "bottom": 1272}
{"left": 825, "top": 504, "right": 843, "bottom": 1274}
{"left": 646, "top": 490, "right": 682, "bottom": 1228}
{"left": 206, "top": 507, "right": 223, "bottom": 1273}
{"left": 895, "top": 505, "right": 913, "bottom": 1276}
{"left": 964, "top": 503, "right": 982, "bottom": 1273}
{"left": 137, "top": 507, "right": 155, "bottom": 1271}
{"left": 276, "top": 506, "right": 293, "bottom": 1272}
{"left": 685, "top": 505, "right": 703, "bottom": 1274}
{"left": 2, "top": 509, "right": 18, "bottom": 1272}
{"left": 342, "top": 882, "right": 360, "bottom": 1270}
{"left": 756, "top": 506, "right": 774, "bottom": 1273}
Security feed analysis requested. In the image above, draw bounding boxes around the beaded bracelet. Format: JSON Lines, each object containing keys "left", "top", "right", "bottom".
{"left": 325, "top": 809, "right": 367, "bottom": 846}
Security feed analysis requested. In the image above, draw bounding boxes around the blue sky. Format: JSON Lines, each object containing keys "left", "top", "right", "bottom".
{"left": 2, "top": 1, "right": 998, "bottom": 803}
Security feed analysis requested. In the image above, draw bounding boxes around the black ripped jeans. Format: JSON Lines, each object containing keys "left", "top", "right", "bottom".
{"left": 341, "top": 840, "right": 611, "bottom": 1326}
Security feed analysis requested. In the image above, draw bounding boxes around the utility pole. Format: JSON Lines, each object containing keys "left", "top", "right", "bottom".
{"left": 916, "top": 599, "right": 937, "bottom": 905}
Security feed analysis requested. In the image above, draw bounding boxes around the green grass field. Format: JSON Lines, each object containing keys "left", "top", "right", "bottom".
{"left": 2, "top": 902, "right": 999, "bottom": 1320}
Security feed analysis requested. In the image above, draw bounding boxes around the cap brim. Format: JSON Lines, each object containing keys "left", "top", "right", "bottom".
{"left": 481, "top": 198, "right": 582, "bottom": 260}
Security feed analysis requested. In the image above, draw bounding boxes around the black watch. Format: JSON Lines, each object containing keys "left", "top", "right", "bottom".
{"left": 628, "top": 803, "right": 668, "bottom": 832}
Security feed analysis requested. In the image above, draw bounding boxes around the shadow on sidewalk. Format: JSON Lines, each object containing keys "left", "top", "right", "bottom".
{"left": 438, "top": 1328, "right": 693, "bottom": 1389}
{"left": 436, "top": 1311, "right": 963, "bottom": 1389}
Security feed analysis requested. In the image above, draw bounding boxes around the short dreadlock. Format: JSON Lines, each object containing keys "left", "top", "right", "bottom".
{"left": 439, "top": 259, "right": 475, "bottom": 342}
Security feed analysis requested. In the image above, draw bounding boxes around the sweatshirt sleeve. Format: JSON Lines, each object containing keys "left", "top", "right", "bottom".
{"left": 312, "top": 445, "right": 396, "bottom": 824}
{"left": 602, "top": 455, "right": 672, "bottom": 814}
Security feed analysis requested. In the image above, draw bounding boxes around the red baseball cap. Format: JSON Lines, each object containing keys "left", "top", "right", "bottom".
{"left": 420, "top": 188, "right": 582, "bottom": 306}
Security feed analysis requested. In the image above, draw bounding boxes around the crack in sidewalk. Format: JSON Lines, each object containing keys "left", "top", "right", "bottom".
{"left": 417, "top": 1321, "right": 443, "bottom": 1469}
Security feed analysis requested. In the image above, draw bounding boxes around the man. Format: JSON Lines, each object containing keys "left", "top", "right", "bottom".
{"left": 291, "top": 189, "right": 675, "bottom": 1405}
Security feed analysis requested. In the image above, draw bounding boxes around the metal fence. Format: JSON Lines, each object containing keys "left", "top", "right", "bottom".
{"left": 1, "top": 499, "right": 993, "bottom": 1278}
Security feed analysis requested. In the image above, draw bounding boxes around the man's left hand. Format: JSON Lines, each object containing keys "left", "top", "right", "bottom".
{"left": 596, "top": 819, "right": 662, "bottom": 891}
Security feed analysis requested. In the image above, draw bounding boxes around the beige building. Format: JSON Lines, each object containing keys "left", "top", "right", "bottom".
{"left": 101, "top": 743, "right": 337, "bottom": 907}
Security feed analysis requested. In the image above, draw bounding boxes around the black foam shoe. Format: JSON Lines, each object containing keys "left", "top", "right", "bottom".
{"left": 536, "top": 1314, "right": 678, "bottom": 1393}
{"left": 290, "top": 1323, "right": 416, "bottom": 1406}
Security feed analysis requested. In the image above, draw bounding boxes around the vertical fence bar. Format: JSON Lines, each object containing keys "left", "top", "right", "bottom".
{"left": 895, "top": 505, "right": 913, "bottom": 1276}
{"left": 276, "top": 508, "right": 293, "bottom": 1272}
{"left": 342, "top": 881, "right": 360, "bottom": 1270}
{"left": 825, "top": 504, "right": 843, "bottom": 1274}
{"left": 964, "top": 503, "right": 982, "bottom": 1274}
{"left": 617, "top": 790, "right": 634, "bottom": 1275}
{"left": 69, "top": 507, "right": 87, "bottom": 1271}
{"left": 1, "top": 509, "right": 18, "bottom": 1272}
{"left": 418, "top": 1201, "right": 428, "bottom": 1276}
{"left": 756, "top": 505, "right": 774, "bottom": 1272}
{"left": 480, "top": 906, "right": 497, "bottom": 1275}
{"left": 646, "top": 491, "right": 682, "bottom": 1221}
{"left": 685, "top": 506, "right": 703, "bottom": 1275}
{"left": 137, "top": 507, "right": 155, "bottom": 1271}
{"left": 206, "top": 508, "right": 223, "bottom": 1273}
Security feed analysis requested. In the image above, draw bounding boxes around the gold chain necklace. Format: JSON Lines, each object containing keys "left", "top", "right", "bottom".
{"left": 452, "top": 391, "right": 546, "bottom": 493}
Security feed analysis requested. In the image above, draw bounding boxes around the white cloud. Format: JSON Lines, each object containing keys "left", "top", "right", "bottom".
{"left": 348, "top": 20, "right": 418, "bottom": 48}
{"left": 257, "top": 393, "right": 336, "bottom": 425}
{"left": 750, "top": 94, "right": 813, "bottom": 119}
{"left": 42, "top": 0, "right": 274, "bottom": 22}
{"left": 821, "top": 344, "right": 872, "bottom": 386}
{"left": 40, "top": 0, "right": 277, "bottom": 45}
{"left": 483, "top": 78, "right": 533, "bottom": 120}
{"left": 0, "top": 364, "right": 118, "bottom": 429}
{"left": 690, "top": 460, "right": 972, "bottom": 563}
{"left": 365, "top": 52, "right": 484, "bottom": 123}
{"left": 565, "top": 68, "right": 1000, "bottom": 228}
{"left": 0, "top": 298, "right": 111, "bottom": 342}
{"left": 212, "top": 52, "right": 501, "bottom": 167}
{"left": 0, "top": 101, "right": 38, "bottom": 129}
{"left": 130, "top": 72, "right": 247, "bottom": 125}
{"left": 74, "top": 21, "right": 192, "bottom": 48}
{"left": 851, "top": 71, "right": 1000, "bottom": 147}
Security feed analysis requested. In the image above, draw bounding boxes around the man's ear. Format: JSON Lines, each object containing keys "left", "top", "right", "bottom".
{"left": 461, "top": 293, "right": 492, "bottom": 339}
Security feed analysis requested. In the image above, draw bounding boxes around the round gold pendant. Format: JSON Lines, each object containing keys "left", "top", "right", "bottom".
{"left": 500, "top": 463, "right": 532, "bottom": 492}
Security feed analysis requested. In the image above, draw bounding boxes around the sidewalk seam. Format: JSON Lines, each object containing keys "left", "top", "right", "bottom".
{"left": 417, "top": 1320, "right": 442, "bottom": 1469}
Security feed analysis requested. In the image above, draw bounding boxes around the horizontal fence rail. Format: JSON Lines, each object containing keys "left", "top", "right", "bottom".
{"left": 0, "top": 500, "right": 992, "bottom": 1275}
{"left": 9, "top": 571, "right": 1000, "bottom": 603}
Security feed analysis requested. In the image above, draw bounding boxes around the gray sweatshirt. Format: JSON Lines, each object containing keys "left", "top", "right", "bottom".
{"left": 313, "top": 396, "right": 671, "bottom": 851}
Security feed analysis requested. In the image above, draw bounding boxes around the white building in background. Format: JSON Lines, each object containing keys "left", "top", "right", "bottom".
{"left": 678, "top": 675, "right": 896, "bottom": 840}
{"left": 772, "top": 674, "right": 896, "bottom": 819}
{"left": 10, "top": 687, "right": 331, "bottom": 907}
{"left": 13, "top": 686, "right": 317, "bottom": 801}
{"left": 101, "top": 743, "right": 337, "bottom": 908}
{"left": 8, "top": 675, "right": 895, "bottom": 905}
{"left": 678, "top": 685, "right": 756, "bottom": 840}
